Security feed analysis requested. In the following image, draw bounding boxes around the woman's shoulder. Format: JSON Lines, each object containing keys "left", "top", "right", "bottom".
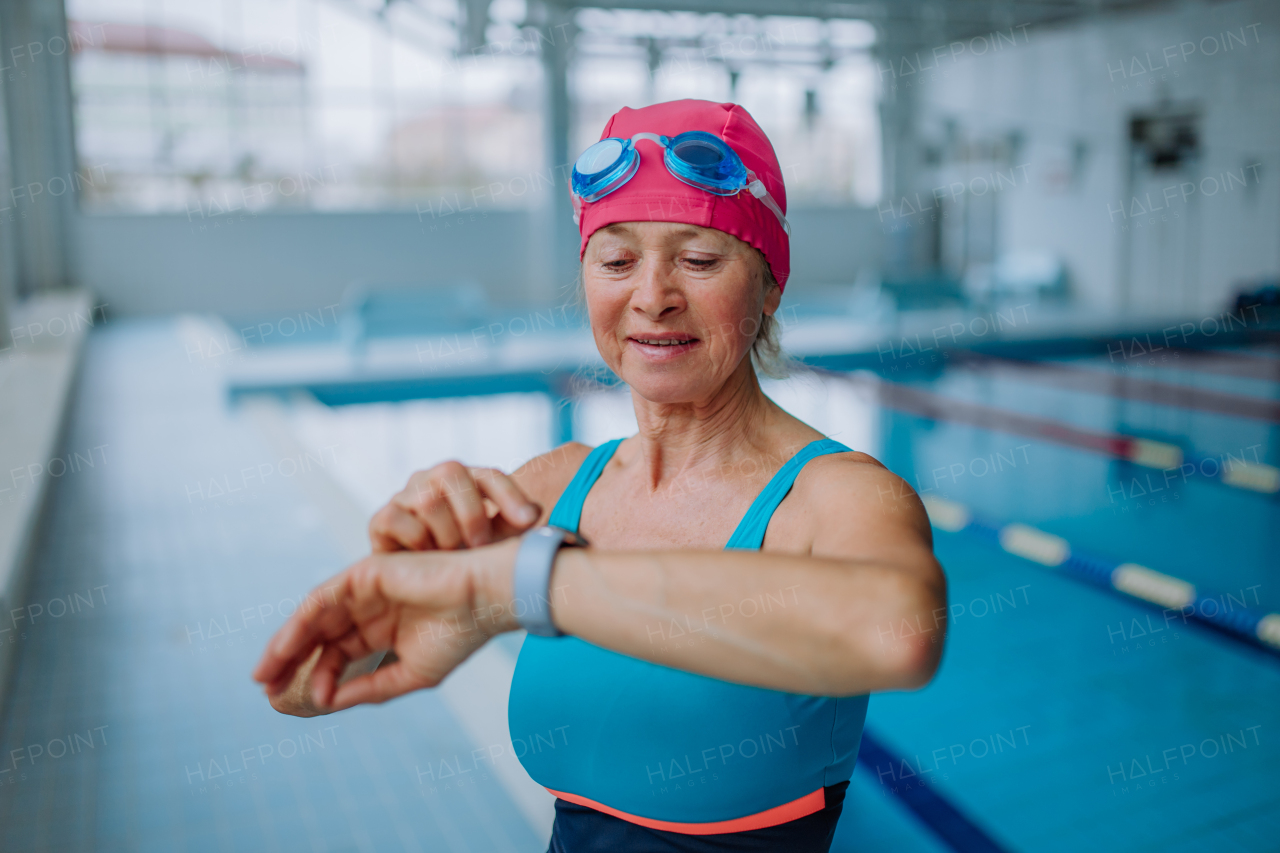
{"left": 789, "top": 446, "right": 932, "bottom": 539}
{"left": 777, "top": 430, "right": 886, "bottom": 479}
{"left": 794, "top": 446, "right": 906, "bottom": 500}
{"left": 509, "top": 441, "right": 598, "bottom": 524}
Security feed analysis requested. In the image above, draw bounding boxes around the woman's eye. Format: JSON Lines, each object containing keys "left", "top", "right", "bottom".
{"left": 684, "top": 258, "right": 716, "bottom": 268}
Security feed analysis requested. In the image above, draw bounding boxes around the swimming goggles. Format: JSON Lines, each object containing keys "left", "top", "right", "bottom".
{"left": 570, "top": 131, "right": 791, "bottom": 236}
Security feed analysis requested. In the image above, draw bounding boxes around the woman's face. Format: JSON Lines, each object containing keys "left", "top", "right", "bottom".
{"left": 582, "top": 221, "right": 781, "bottom": 404}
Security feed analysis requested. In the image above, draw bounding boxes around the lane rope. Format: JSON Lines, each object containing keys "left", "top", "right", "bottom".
{"left": 955, "top": 354, "right": 1280, "bottom": 424}
{"left": 818, "top": 370, "right": 1279, "bottom": 496}
{"left": 920, "top": 495, "right": 1280, "bottom": 656}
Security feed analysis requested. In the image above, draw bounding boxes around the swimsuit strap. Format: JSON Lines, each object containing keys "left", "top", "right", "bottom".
{"left": 724, "top": 438, "right": 853, "bottom": 550}
{"left": 547, "top": 438, "right": 625, "bottom": 535}
{"left": 545, "top": 437, "right": 852, "bottom": 549}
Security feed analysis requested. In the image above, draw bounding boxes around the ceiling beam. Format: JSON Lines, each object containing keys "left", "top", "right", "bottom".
{"left": 554, "top": 0, "right": 1177, "bottom": 45}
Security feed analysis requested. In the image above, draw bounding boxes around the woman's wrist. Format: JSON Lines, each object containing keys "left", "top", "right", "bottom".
{"left": 469, "top": 531, "right": 581, "bottom": 638}
{"left": 469, "top": 536, "right": 525, "bottom": 637}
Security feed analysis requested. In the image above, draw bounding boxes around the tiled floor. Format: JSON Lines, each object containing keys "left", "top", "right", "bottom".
{"left": 0, "top": 322, "right": 542, "bottom": 852}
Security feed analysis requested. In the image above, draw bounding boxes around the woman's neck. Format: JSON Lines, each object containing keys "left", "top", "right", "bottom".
{"left": 626, "top": 360, "right": 788, "bottom": 494}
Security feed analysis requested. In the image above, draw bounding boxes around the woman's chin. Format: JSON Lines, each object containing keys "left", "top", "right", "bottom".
{"left": 625, "top": 373, "right": 717, "bottom": 405}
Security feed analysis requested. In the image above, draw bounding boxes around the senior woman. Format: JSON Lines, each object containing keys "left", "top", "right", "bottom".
{"left": 254, "top": 99, "right": 946, "bottom": 852}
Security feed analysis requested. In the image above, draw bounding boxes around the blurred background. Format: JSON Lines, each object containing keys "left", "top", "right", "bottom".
{"left": 0, "top": 0, "right": 1278, "bottom": 850}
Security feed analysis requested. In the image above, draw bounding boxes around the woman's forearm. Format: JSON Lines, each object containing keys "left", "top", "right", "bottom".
{"left": 481, "top": 545, "right": 945, "bottom": 697}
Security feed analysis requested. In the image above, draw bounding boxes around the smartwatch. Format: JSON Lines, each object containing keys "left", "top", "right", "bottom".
{"left": 513, "top": 525, "right": 586, "bottom": 637}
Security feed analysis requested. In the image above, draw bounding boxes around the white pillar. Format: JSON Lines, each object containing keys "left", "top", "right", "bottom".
{"left": 0, "top": 0, "right": 79, "bottom": 296}
{"left": 534, "top": 0, "right": 578, "bottom": 303}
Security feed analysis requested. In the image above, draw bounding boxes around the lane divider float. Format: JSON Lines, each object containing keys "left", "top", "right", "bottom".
{"left": 920, "top": 495, "right": 1280, "bottom": 656}
{"left": 827, "top": 371, "right": 1278, "bottom": 496}
{"left": 956, "top": 354, "right": 1280, "bottom": 425}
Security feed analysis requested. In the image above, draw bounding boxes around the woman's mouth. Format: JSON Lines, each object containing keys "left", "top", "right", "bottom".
{"left": 627, "top": 335, "right": 700, "bottom": 359}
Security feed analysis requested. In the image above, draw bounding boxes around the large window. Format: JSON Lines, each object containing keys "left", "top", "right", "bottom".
{"left": 68, "top": 0, "right": 544, "bottom": 213}
{"left": 68, "top": 0, "right": 881, "bottom": 214}
{"left": 572, "top": 11, "right": 881, "bottom": 206}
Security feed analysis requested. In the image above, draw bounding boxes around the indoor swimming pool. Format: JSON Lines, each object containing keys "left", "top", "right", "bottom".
{"left": 0, "top": 315, "right": 1275, "bottom": 853}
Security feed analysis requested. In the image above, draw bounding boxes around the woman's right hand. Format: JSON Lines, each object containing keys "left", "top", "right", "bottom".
{"left": 368, "top": 461, "right": 542, "bottom": 552}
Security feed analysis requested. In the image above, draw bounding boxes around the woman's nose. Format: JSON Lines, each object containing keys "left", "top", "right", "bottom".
{"left": 629, "top": 260, "right": 685, "bottom": 320}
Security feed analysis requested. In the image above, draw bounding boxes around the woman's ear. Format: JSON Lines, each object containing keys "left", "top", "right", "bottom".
{"left": 757, "top": 250, "right": 782, "bottom": 316}
{"left": 763, "top": 281, "right": 782, "bottom": 316}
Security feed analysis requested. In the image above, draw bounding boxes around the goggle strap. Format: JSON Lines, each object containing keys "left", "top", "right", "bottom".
{"left": 747, "top": 177, "right": 792, "bottom": 237}
{"left": 631, "top": 132, "right": 666, "bottom": 147}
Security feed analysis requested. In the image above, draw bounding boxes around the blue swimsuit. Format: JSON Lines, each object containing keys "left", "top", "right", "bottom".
{"left": 507, "top": 437, "right": 868, "bottom": 849}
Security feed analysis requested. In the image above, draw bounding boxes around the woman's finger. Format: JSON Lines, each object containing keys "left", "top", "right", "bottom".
{"left": 386, "top": 463, "right": 534, "bottom": 551}
{"left": 369, "top": 529, "right": 403, "bottom": 553}
{"left": 470, "top": 468, "right": 541, "bottom": 534}
{"left": 433, "top": 462, "right": 493, "bottom": 547}
{"left": 369, "top": 504, "right": 433, "bottom": 552}
{"left": 326, "top": 659, "right": 435, "bottom": 710}
{"left": 253, "top": 619, "right": 318, "bottom": 689}
{"left": 395, "top": 474, "right": 466, "bottom": 550}
{"left": 308, "top": 642, "right": 352, "bottom": 709}
{"left": 252, "top": 576, "right": 351, "bottom": 687}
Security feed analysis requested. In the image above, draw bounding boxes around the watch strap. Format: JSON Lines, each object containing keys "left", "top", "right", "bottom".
{"left": 513, "top": 525, "right": 583, "bottom": 637}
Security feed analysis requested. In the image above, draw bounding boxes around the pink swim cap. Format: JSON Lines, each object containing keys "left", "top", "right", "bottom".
{"left": 576, "top": 99, "right": 791, "bottom": 291}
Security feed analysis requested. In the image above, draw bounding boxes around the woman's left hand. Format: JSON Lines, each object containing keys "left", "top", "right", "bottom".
{"left": 252, "top": 539, "right": 519, "bottom": 712}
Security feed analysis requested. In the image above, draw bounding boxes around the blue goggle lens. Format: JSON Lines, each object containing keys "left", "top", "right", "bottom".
{"left": 575, "top": 138, "right": 624, "bottom": 176}
{"left": 572, "top": 138, "right": 638, "bottom": 202}
{"left": 666, "top": 131, "right": 747, "bottom": 195}
{"left": 671, "top": 136, "right": 722, "bottom": 166}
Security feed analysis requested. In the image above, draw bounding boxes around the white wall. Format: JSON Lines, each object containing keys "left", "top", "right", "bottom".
{"left": 73, "top": 209, "right": 538, "bottom": 318}
{"left": 916, "top": 0, "right": 1280, "bottom": 313}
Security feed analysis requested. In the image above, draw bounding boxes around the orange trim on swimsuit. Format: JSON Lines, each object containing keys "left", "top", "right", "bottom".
{"left": 545, "top": 786, "right": 826, "bottom": 835}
